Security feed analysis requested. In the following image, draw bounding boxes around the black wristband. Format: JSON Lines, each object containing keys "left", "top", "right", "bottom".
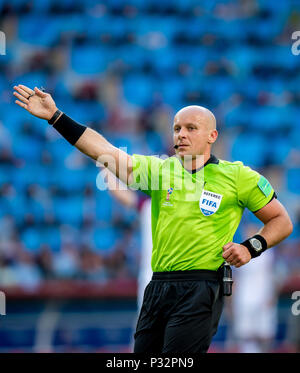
{"left": 48, "top": 109, "right": 62, "bottom": 125}
{"left": 241, "top": 234, "right": 268, "bottom": 258}
{"left": 52, "top": 113, "right": 87, "bottom": 145}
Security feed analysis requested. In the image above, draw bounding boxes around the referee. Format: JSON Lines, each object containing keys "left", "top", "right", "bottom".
{"left": 13, "top": 85, "right": 293, "bottom": 353}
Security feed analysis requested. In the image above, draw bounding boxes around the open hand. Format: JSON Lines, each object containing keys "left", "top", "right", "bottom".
{"left": 13, "top": 84, "right": 58, "bottom": 121}
{"left": 222, "top": 242, "right": 251, "bottom": 268}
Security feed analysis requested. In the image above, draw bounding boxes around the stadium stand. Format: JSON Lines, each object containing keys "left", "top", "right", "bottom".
{"left": 0, "top": 0, "right": 299, "bottom": 352}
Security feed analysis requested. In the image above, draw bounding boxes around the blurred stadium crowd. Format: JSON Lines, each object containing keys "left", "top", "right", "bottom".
{"left": 0, "top": 0, "right": 299, "bottom": 351}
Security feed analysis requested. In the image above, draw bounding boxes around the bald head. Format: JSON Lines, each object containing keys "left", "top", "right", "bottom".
{"left": 174, "top": 105, "right": 216, "bottom": 131}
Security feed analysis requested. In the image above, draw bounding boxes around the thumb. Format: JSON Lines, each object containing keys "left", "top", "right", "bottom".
{"left": 34, "top": 87, "right": 47, "bottom": 98}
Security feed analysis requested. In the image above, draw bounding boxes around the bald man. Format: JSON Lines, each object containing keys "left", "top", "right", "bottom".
{"left": 13, "top": 85, "right": 293, "bottom": 353}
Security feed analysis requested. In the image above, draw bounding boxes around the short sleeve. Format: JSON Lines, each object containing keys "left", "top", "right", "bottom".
{"left": 237, "top": 163, "right": 275, "bottom": 212}
{"left": 128, "top": 154, "right": 163, "bottom": 196}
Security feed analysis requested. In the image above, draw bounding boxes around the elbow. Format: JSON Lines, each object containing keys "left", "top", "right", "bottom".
{"left": 288, "top": 220, "right": 294, "bottom": 236}
{"left": 285, "top": 217, "right": 293, "bottom": 238}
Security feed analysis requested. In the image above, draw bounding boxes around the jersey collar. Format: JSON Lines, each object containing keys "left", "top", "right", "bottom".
{"left": 191, "top": 154, "right": 219, "bottom": 174}
{"left": 176, "top": 154, "right": 219, "bottom": 174}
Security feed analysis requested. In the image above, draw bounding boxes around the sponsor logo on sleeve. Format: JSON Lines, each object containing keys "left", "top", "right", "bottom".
{"left": 257, "top": 176, "right": 272, "bottom": 197}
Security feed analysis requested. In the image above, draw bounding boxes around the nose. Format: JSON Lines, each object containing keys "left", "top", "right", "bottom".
{"left": 177, "top": 127, "right": 187, "bottom": 139}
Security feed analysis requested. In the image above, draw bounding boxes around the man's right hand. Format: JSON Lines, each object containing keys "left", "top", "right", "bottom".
{"left": 13, "top": 84, "right": 58, "bottom": 121}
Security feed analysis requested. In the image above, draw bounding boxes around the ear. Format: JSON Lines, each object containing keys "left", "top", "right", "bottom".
{"left": 208, "top": 129, "right": 218, "bottom": 144}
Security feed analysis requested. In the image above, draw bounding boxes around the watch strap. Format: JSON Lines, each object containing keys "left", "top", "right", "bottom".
{"left": 241, "top": 234, "right": 268, "bottom": 258}
{"left": 48, "top": 109, "right": 62, "bottom": 125}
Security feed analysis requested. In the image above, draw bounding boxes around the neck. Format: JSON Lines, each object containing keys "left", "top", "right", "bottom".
{"left": 179, "top": 152, "right": 211, "bottom": 171}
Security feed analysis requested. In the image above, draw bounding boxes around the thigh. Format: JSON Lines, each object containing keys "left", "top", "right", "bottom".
{"left": 134, "top": 328, "right": 164, "bottom": 353}
{"left": 162, "top": 280, "right": 224, "bottom": 353}
{"left": 162, "top": 314, "right": 213, "bottom": 353}
{"left": 133, "top": 280, "right": 165, "bottom": 353}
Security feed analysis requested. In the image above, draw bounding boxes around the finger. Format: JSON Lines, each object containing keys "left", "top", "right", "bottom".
{"left": 14, "top": 86, "right": 31, "bottom": 99}
{"left": 235, "top": 262, "right": 243, "bottom": 268}
{"left": 15, "top": 100, "right": 28, "bottom": 110}
{"left": 222, "top": 250, "right": 233, "bottom": 260}
{"left": 231, "top": 259, "right": 240, "bottom": 267}
{"left": 18, "top": 84, "right": 34, "bottom": 95}
{"left": 34, "top": 86, "right": 47, "bottom": 98}
{"left": 13, "top": 91, "right": 29, "bottom": 104}
{"left": 223, "top": 242, "right": 234, "bottom": 251}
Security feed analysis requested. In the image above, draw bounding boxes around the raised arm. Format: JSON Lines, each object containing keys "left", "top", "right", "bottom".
{"left": 13, "top": 84, "right": 133, "bottom": 185}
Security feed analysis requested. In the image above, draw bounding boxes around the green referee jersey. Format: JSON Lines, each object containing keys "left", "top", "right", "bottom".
{"left": 129, "top": 154, "right": 275, "bottom": 272}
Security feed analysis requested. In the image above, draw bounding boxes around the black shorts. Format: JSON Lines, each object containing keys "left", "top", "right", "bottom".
{"left": 134, "top": 270, "right": 224, "bottom": 353}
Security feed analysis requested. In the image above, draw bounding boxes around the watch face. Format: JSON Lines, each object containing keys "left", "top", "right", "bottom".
{"left": 250, "top": 238, "right": 262, "bottom": 252}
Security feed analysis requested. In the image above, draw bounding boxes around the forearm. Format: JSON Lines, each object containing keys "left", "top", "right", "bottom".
{"left": 52, "top": 113, "right": 133, "bottom": 184}
{"left": 75, "top": 127, "right": 113, "bottom": 161}
{"left": 52, "top": 111, "right": 111, "bottom": 160}
{"left": 257, "top": 214, "right": 293, "bottom": 248}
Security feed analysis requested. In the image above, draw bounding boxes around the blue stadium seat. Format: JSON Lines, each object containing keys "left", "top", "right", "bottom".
{"left": 1, "top": 193, "right": 26, "bottom": 225}
{"left": 123, "top": 74, "right": 155, "bottom": 107}
{"left": 11, "top": 165, "right": 44, "bottom": 192}
{"left": 158, "top": 76, "right": 184, "bottom": 108}
{"left": 12, "top": 134, "right": 43, "bottom": 163}
{"left": 12, "top": 72, "right": 48, "bottom": 93}
{"left": 26, "top": 198, "right": 45, "bottom": 224}
{"left": 92, "top": 226, "right": 117, "bottom": 253}
{"left": 267, "top": 137, "right": 291, "bottom": 165}
{"left": 21, "top": 227, "right": 42, "bottom": 252}
{"left": 287, "top": 168, "right": 300, "bottom": 195}
{"left": 40, "top": 226, "right": 61, "bottom": 252}
{"left": 0, "top": 165, "right": 12, "bottom": 185}
{"left": 231, "top": 132, "right": 267, "bottom": 168}
{"left": 150, "top": 47, "right": 177, "bottom": 75}
{"left": 224, "top": 103, "right": 252, "bottom": 129}
{"left": 115, "top": 44, "right": 146, "bottom": 71}
{"left": 70, "top": 44, "right": 111, "bottom": 76}
{"left": 18, "top": 15, "right": 61, "bottom": 47}
{"left": 2, "top": 104, "right": 31, "bottom": 135}
{"left": 51, "top": 167, "right": 87, "bottom": 193}
{"left": 145, "top": 131, "right": 164, "bottom": 154}
{"left": 250, "top": 106, "right": 291, "bottom": 132}
{"left": 95, "top": 190, "right": 113, "bottom": 222}
{"left": 46, "top": 138, "right": 73, "bottom": 164}
{"left": 58, "top": 14, "right": 85, "bottom": 35}
{"left": 84, "top": 15, "right": 112, "bottom": 39}
{"left": 56, "top": 100, "right": 106, "bottom": 125}
{"left": 31, "top": 0, "right": 52, "bottom": 13}
{"left": 53, "top": 196, "right": 84, "bottom": 227}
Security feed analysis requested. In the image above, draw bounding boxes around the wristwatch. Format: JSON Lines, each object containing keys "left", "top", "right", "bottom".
{"left": 241, "top": 234, "right": 267, "bottom": 258}
{"left": 249, "top": 238, "right": 263, "bottom": 253}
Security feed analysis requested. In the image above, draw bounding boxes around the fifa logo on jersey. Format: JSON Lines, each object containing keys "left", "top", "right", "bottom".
{"left": 202, "top": 199, "right": 217, "bottom": 208}
{"left": 166, "top": 188, "right": 173, "bottom": 201}
{"left": 199, "top": 189, "right": 223, "bottom": 216}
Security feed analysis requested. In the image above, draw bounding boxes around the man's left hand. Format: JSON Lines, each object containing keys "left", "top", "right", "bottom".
{"left": 222, "top": 242, "right": 251, "bottom": 268}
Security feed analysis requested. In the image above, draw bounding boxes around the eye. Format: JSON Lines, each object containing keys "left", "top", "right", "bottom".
{"left": 188, "top": 127, "right": 195, "bottom": 131}
{"left": 174, "top": 127, "right": 180, "bottom": 132}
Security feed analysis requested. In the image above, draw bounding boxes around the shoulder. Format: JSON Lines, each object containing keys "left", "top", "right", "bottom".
{"left": 218, "top": 159, "right": 244, "bottom": 168}
{"left": 131, "top": 154, "right": 165, "bottom": 166}
{"left": 218, "top": 159, "right": 257, "bottom": 175}
{"left": 216, "top": 159, "right": 245, "bottom": 177}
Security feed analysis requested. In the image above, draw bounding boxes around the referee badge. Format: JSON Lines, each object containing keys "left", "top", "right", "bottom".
{"left": 199, "top": 189, "right": 223, "bottom": 216}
